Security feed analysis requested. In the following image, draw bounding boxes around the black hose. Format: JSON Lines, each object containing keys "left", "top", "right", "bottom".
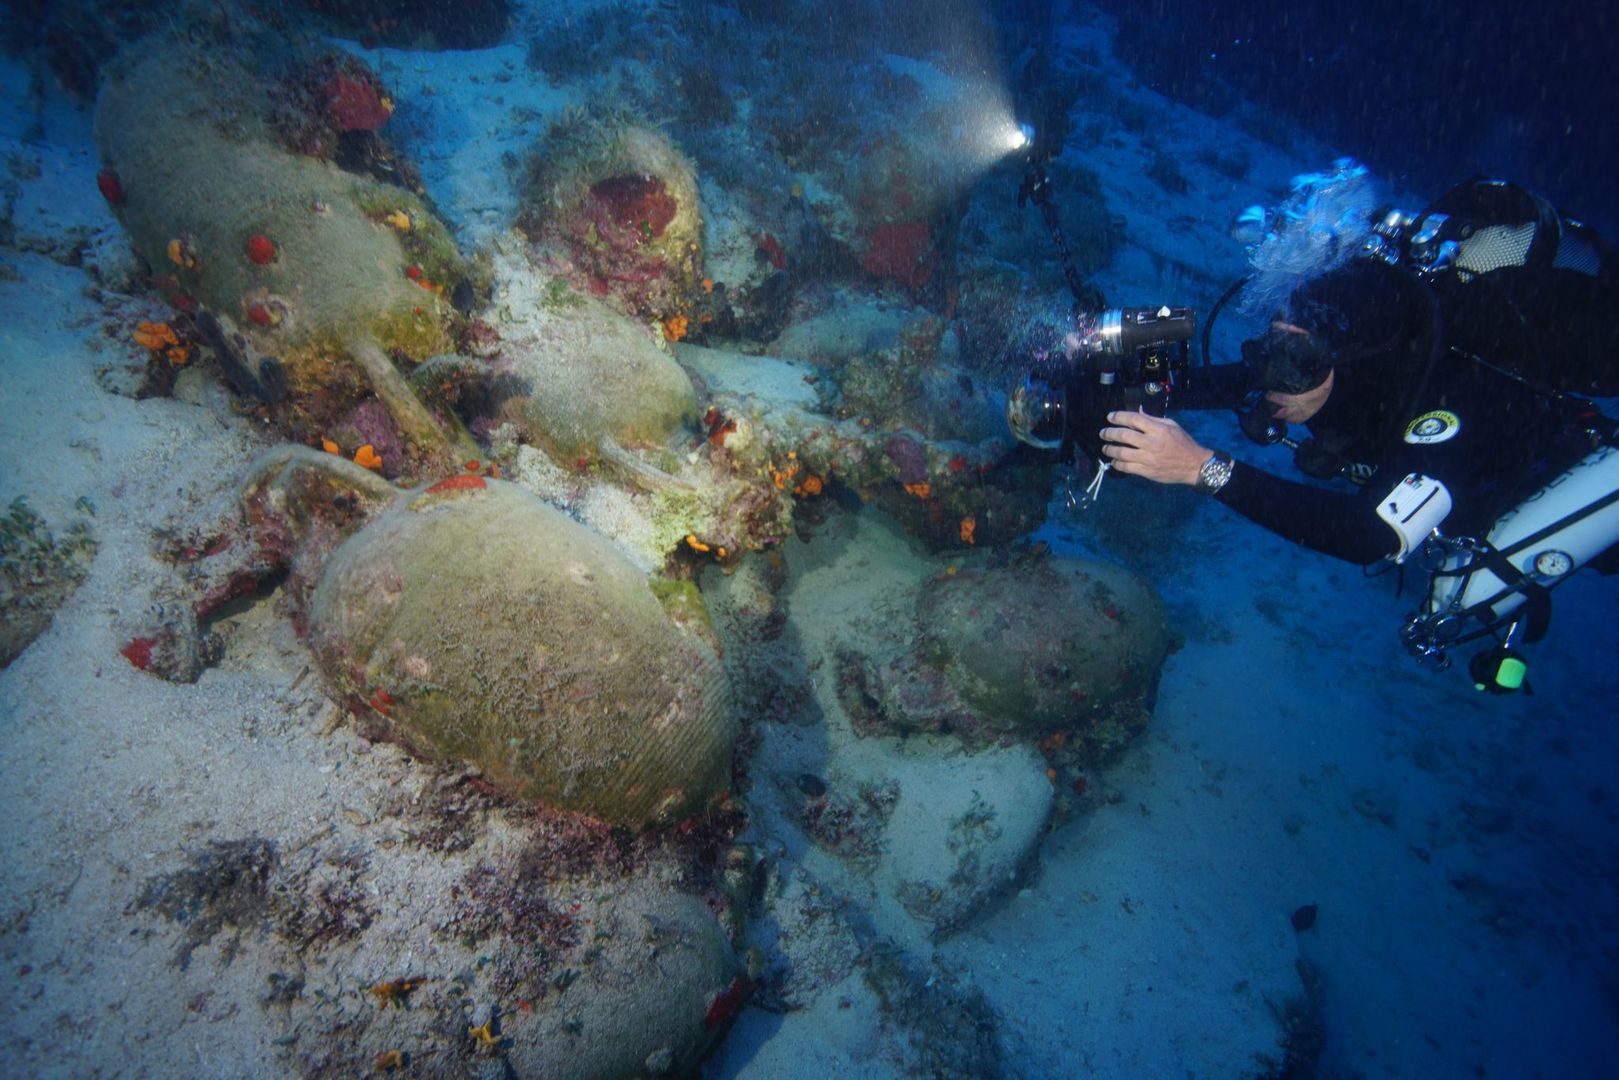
{"left": 1200, "top": 275, "right": 1250, "bottom": 368}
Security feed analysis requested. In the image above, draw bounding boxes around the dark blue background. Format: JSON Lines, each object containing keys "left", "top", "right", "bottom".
{"left": 1096, "top": 0, "right": 1619, "bottom": 233}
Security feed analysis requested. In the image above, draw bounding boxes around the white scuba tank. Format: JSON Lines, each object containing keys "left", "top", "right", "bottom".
{"left": 1429, "top": 443, "right": 1619, "bottom": 620}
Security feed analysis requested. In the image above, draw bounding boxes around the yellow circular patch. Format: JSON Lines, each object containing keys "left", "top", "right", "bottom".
{"left": 1404, "top": 410, "right": 1461, "bottom": 445}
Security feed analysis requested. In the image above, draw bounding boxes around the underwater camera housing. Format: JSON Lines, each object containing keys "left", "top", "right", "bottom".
{"left": 1070, "top": 306, "right": 1195, "bottom": 458}
{"left": 1007, "top": 122, "right": 1192, "bottom": 460}
{"left": 1008, "top": 306, "right": 1195, "bottom": 458}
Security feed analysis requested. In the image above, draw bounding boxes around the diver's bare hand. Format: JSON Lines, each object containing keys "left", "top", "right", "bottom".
{"left": 1100, "top": 410, "right": 1211, "bottom": 486}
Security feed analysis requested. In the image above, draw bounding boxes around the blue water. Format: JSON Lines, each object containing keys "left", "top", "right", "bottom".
{"left": 1097, "top": 0, "right": 1619, "bottom": 240}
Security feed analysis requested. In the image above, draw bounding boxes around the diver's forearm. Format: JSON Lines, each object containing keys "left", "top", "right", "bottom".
{"left": 1214, "top": 461, "right": 1394, "bottom": 564}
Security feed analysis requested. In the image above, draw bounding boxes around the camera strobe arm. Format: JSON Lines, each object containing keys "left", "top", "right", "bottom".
{"left": 1018, "top": 156, "right": 1106, "bottom": 314}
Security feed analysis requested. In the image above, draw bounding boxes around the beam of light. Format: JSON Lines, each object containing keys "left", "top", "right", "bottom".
{"left": 943, "top": 85, "right": 1032, "bottom": 180}
{"left": 870, "top": 3, "right": 1040, "bottom": 196}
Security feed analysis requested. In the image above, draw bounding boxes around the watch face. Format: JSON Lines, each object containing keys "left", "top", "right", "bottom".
{"left": 1532, "top": 550, "right": 1573, "bottom": 578}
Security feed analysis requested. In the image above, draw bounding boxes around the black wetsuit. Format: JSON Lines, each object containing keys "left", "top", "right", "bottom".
{"left": 1054, "top": 245, "right": 1608, "bottom": 566}
{"left": 1194, "top": 355, "right": 1590, "bottom": 565}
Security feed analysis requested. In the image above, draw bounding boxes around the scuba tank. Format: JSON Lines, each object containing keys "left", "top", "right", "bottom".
{"left": 1401, "top": 442, "right": 1619, "bottom": 685}
{"left": 1421, "top": 444, "right": 1619, "bottom": 621}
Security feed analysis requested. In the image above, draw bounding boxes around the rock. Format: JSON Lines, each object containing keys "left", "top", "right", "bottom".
{"left": 240, "top": 815, "right": 741, "bottom": 1078}
{"left": 305, "top": 478, "right": 737, "bottom": 824}
{"left": 675, "top": 342, "right": 1051, "bottom": 551}
{"left": 0, "top": 497, "right": 94, "bottom": 669}
{"left": 94, "top": 41, "right": 475, "bottom": 472}
{"left": 521, "top": 120, "right": 705, "bottom": 319}
{"left": 117, "top": 602, "right": 205, "bottom": 684}
{"left": 916, "top": 553, "right": 1171, "bottom": 736}
{"left": 495, "top": 293, "right": 698, "bottom": 456}
{"left": 767, "top": 290, "right": 913, "bottom": 363}
{"left": 496, "top": 875, "right": 739, "bottom": 1080}
{"left": 873, "top": 741, "right": 1053, "bottom": 939}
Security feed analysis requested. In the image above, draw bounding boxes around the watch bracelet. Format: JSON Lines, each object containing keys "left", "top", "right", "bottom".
{"left": 1196, "top": 451, "right": 1233, "bottom": 495}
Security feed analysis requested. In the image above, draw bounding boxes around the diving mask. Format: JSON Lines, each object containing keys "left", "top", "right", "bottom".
{"left": 1241, "top": 329, "right": 1335, "bottom": 396}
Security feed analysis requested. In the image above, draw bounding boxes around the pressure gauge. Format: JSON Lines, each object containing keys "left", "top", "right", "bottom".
{"left": 1532, "top": 550, "right": 1573, "bottom": 579}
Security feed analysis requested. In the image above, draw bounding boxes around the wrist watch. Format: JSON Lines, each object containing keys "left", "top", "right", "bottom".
{"left": 1195, "top": 451, "right": 1234, "bottom": 495}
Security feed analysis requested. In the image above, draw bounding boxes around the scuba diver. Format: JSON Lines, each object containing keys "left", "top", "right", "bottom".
{"left": 1008, "top": 159, "right": 1619, "bottom": 691}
